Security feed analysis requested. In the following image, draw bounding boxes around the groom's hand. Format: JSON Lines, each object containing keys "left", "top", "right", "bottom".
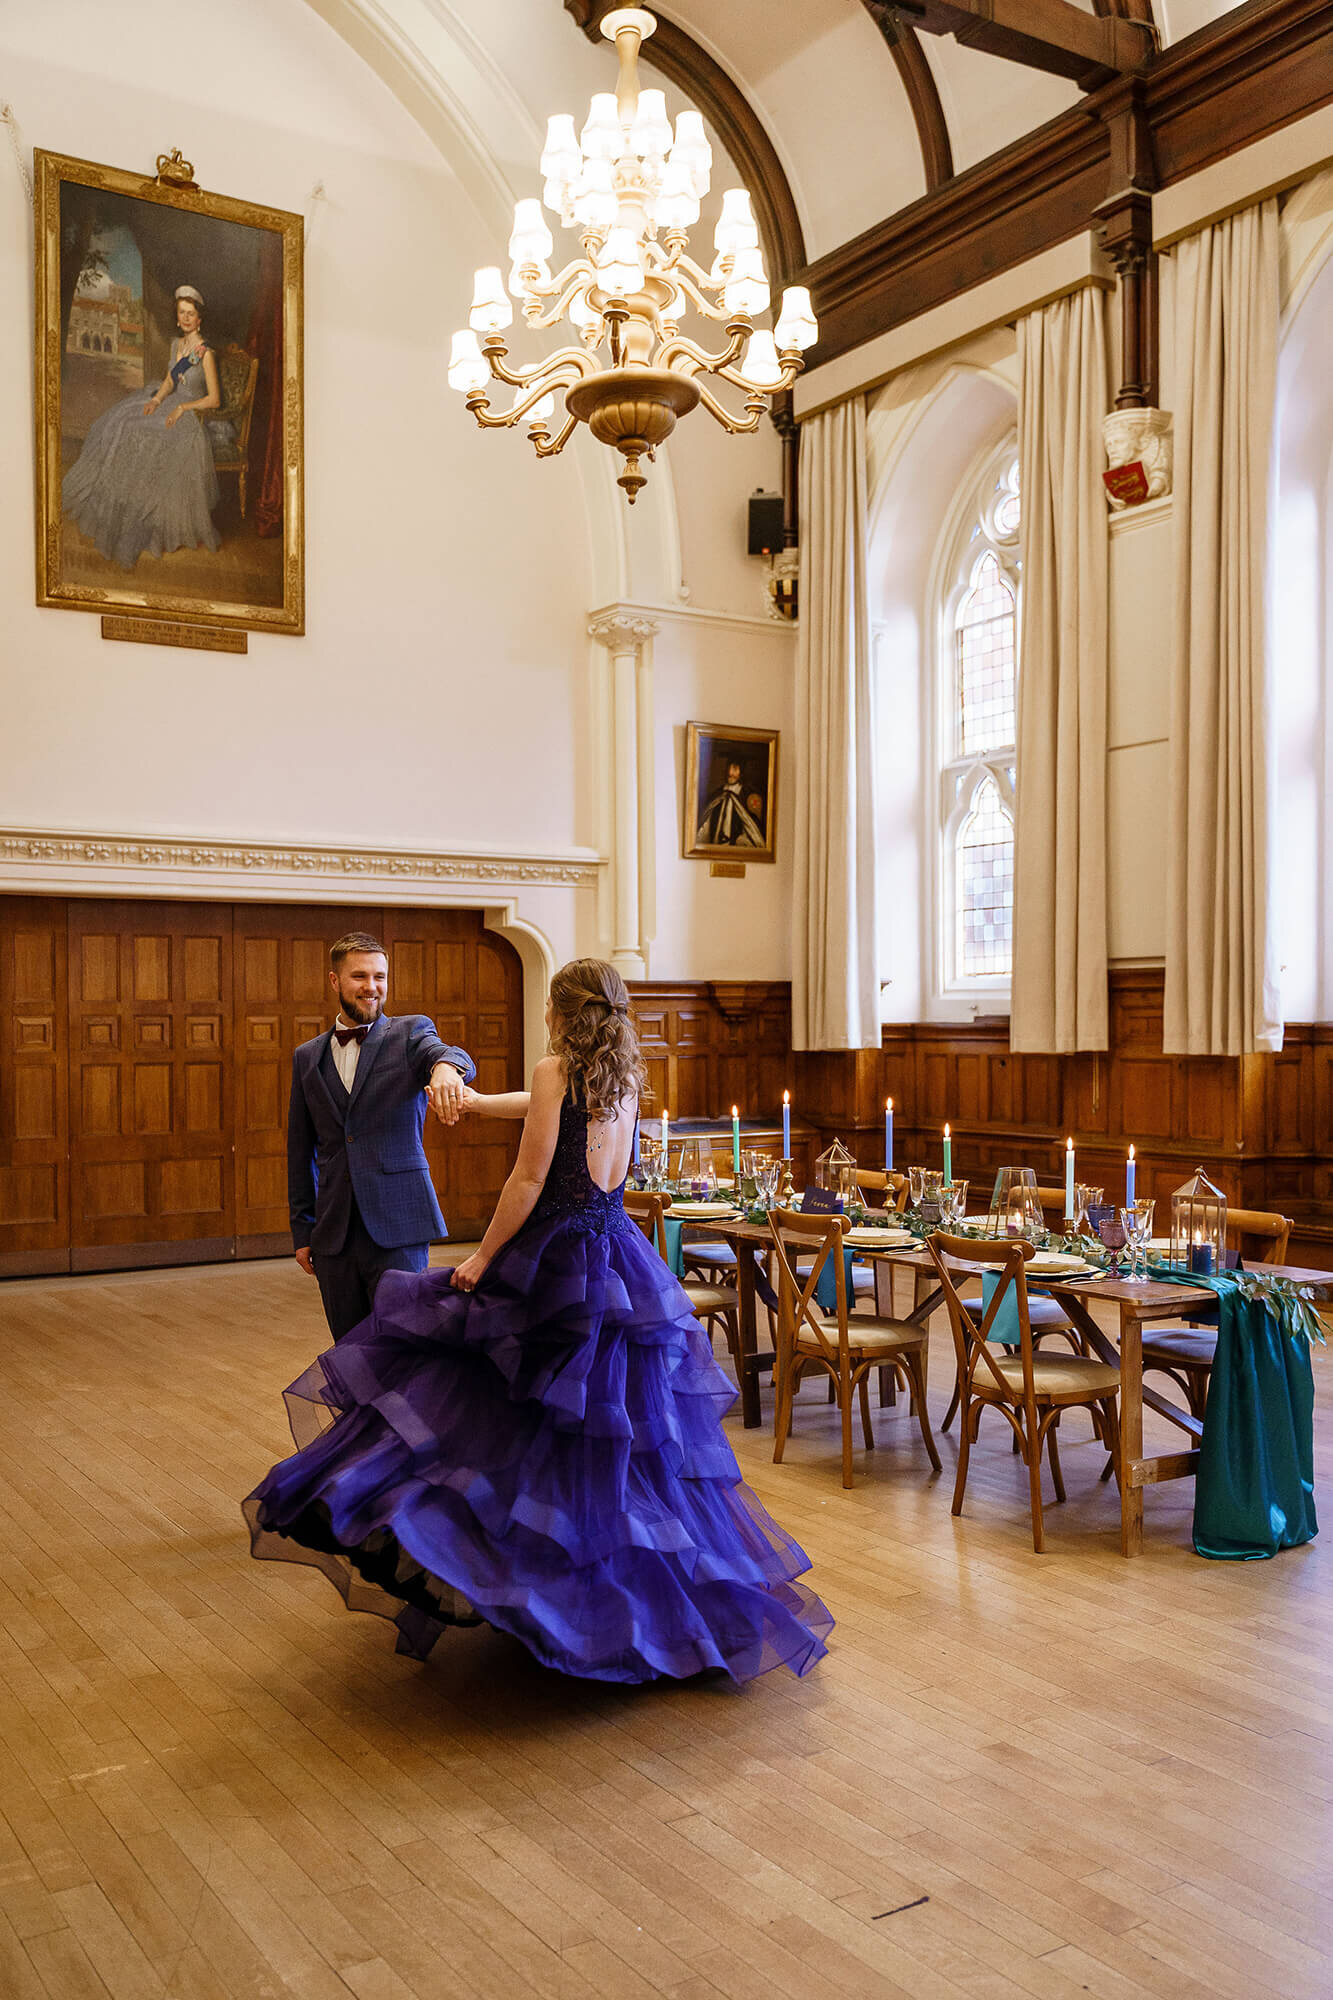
{"left": 294, "top": 1246, "right": 315, "bottom": 1277}
{"left": 428, "top": 1062, "right": 466, "bottom": 1126}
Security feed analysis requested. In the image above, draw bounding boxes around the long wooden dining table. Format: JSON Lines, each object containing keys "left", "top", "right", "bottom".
{"left": 681, "top": 1216, "right": 1332, "bottom": 1556}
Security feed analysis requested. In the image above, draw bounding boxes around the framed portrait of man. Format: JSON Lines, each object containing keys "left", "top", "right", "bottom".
{"left": 34, "top": 148, "right": 304, "bottom": 636}
{"left": 683, "top": 722, "right": 779, "bottom": 863}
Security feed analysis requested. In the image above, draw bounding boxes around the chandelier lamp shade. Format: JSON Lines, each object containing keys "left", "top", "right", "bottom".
{"left": 446, "top": 6, "right": 818, "bottom": 503}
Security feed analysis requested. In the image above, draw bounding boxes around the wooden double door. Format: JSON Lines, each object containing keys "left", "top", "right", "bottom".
{"left": 0, "top": 897, "right": 524, "bottom": 1276}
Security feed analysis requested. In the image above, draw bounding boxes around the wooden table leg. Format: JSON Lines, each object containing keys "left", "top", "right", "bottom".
{"left": 1119, "top": 1301, "right": 1144, "bottom": 1557}
{"left": 736, "top": 1243, "right": 761, "bottom": 1429}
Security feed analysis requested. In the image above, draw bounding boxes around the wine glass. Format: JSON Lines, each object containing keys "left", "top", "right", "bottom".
{"left": 1073, "top": 1182, "right": 1103, "bottom": 1242}
{"left": 907, "top": 1165, "right": 925, "bottom": 1210}
{"left": 940, "top": 1180, "right": 969, "bottom": 1228}
{"left": 1097, "top": 1212, "right": 1127, "bottom": 1276}
{"left": 1120, "top": 1197, "right": 1155, "bottom": 1279}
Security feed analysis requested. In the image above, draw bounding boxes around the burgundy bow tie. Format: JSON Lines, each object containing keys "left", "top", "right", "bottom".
{"left": 334, "top": 1023, "right": 371, "bottom": 1046}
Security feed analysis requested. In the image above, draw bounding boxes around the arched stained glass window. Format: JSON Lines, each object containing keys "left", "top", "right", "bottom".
{"left": 937, "top": 441, "right": 1019, "bottom": 996}
{"left": 957, "top": 772, "right": 1014, "bottom": 978}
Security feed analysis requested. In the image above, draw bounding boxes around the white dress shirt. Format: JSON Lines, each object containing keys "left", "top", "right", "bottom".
{"left": 330, "top": 1016, "right": 369, "bottom": 1093}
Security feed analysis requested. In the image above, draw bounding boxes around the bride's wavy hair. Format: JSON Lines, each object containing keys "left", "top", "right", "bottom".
{"left": 547, "top": 958, "right": 647, "bottom": 1120}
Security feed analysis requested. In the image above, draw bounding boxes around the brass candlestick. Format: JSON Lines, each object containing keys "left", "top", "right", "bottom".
{"left": 778, "top": 1158, "right": 796, "bottom": 1207}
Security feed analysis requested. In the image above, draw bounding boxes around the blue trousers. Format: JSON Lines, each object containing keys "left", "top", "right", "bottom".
{"left": 313, "top": 1204, "right": 429, "bottom": 1340}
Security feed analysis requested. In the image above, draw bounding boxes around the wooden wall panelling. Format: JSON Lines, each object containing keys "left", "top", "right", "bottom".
{"left": 66, "top": 899, "right": 235, "bottom": 1271}
{"left": 379, "top": 909, "right": 524, "bottom": 1237}
{"left": 0, "top": 898, "right": 69, "bottom": 1275}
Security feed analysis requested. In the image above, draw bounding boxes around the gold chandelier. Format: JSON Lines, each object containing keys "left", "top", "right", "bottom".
{"left": 447, "top": 6, "right": 817, "bottom": 503}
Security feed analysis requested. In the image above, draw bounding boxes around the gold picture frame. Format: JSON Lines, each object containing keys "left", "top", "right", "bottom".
{"left": 34, "top": 148, "right": 304, "bottom": 635}
{"left": 683, "top": 721, "right": 779, "bottom": 863}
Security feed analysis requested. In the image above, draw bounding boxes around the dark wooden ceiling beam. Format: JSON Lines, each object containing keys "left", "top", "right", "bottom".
{"left": 798, "top": 0, "right": 1332, "bottom": 370}
{"left": 563, "top": 1, "right": 805, "bottom": 281}
{"left": 885, "top": 0, "right": 1156, "bottom": 88}
{"left": 860, "top": 4, "right": 955, "bottom": 188}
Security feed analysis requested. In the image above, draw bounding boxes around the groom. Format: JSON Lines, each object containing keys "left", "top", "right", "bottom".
{"left": 288, "top": 931, "right": 476, "bottom": 1338}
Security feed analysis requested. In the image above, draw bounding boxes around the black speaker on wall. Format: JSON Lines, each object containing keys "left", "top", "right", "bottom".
{"left": 747, "top": 490, "right": 784, "bottom": 557}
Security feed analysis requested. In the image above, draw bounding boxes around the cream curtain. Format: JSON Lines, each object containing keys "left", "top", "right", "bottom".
{"left": 1010, "top": 285, "right": 1110, "bottom": 1051}
{"left": 1164, "top": 200, "right": 1282, "bottom": 1055}
{"left": 792, "top": 398, "right": 880, "bottom": 1049}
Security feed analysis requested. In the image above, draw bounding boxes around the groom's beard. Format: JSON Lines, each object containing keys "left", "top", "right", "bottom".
{"left": 337, "top": 986, "right": 384, "bottom": 1026}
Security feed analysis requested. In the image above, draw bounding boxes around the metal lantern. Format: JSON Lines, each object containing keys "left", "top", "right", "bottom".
{"left": 815, "top": 1137, "right": 856, "bottom": 1201}
{"left": 1170, "top": 1167, "right": 1227, "bottom": 1275}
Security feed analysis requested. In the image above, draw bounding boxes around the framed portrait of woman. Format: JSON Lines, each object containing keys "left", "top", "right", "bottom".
{"left": 34, "top": 149, "right": 304, "bottom": 636}
{"left": 683, "top": 721, "right": 779, "bottom": 863}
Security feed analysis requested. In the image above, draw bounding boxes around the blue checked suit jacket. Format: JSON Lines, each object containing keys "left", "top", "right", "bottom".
{"left": 288, "top": 1014, "right": 476, "bottom": 1254}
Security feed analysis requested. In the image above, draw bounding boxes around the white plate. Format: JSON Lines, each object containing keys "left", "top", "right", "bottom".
{"left": 845, "top": 1227, "right": 916, "bottom": 1250}
{"left": 1025, "top": 1252, "right": 1099, "bottom": 1276}
{"left": 669, "top": 1201, "right": 741, "bottom": 1220}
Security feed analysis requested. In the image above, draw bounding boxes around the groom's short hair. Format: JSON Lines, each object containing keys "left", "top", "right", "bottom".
{"left": 330, "top": 931, "right": 385, "bottom": 970}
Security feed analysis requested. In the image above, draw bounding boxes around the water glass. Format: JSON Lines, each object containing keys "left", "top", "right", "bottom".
{"left": 1073, "top": 1182, "right": 1103, "bottom": 1239}
{"left": 1120, "top": 1197, "right": 1155, "bottom": 1279}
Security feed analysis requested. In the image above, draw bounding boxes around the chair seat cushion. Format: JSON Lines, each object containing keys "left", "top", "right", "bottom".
{"left": 798, "top": 1316, "right": 924, "bottom": 1357}
{"left": 976, "top": 1351, "right": 1120, "bottom": 1398}
{"left": 1141, "top": 1331, "right": 1217, "bottom": 1367}
{"left": 681, "top": 1282, "right": 738, "bottom": 1315}
{"left": 1026, "top": 1294, "right": 1073, "bottom": 1330}
{"left": 683, "top": 1241, "right": 738, "bottom": 1268}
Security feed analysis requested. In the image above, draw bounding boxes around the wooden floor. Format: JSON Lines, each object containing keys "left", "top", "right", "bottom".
{"left": 1, "top": 1256, "right": 1330, "bottom": 2000}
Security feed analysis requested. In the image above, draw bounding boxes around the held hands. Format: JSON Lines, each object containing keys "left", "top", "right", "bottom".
{"left": 427, "top": 1062, "right": 467, "bottom": 1125}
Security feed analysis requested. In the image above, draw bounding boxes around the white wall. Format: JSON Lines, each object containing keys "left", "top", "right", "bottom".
{"left": 0, "top": 0, "right": 793, "bottom": 988}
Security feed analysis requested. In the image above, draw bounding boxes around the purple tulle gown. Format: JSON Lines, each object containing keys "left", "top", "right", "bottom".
{"left": 243, "top": 1094, "right": 833, "bottom": 1681}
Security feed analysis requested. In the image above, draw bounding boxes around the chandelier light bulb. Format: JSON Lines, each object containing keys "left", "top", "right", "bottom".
{"left": 714, "top": 188, "right": 758, "bottom": 256}
{"left": 670, "top": 110, "right": 712, "bottom": 197}
{"left": 469, "top": 266, "right": 512, "bottom": 334}
{"left": 739, "top": 330, "right": 783, "bottom": 389}
{"left": 580, "top": 92, "right": 623, "bottom": 161}
{"left": 508, "top": 198, "right": 553, "bottom": 267}
{"left": 630, "top": 87, "right": 672, "bottom": 158}
{"left": 596, "top": 226, "right": 644, "bottom": 298}
{"left": 655, "top": 156, "right": 699, "bottom": 230}
{"left": 572, "top": 156, "right": 618, "bottom": 231}
{"left": 447, "top": 329, "right": 490, "bottom": 393}
{"left": 540, "top": 113, "right": 581, "bottom": 182}
{"left": 723, "top": 245, "right": 769, "bottom": 318}
{"left": 774, "top": 284, "right": 819, "bottom": 351}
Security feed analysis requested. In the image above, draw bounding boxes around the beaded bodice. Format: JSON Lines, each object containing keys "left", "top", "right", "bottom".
{"left": 530, "top": 1092, "right": 631, "bottom": 1237}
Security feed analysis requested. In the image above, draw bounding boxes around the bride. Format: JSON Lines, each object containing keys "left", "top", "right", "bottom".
{"left": 62, "top": 285, "right": 223, "bottom": 570}
{"left": 244, "top": 957, "right": 832, "bottom": 1683}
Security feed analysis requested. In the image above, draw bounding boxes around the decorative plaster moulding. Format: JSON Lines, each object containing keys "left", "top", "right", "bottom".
{"left": 590, "top": 598, "right": 793, "bottom": 637}
{"left": 0, "top": 828, "right": 604, "bottom": 899}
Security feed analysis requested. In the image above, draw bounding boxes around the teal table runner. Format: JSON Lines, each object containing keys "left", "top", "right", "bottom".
{"left": 1144, "top": 1267, "right": 1321, "bottom": 1560}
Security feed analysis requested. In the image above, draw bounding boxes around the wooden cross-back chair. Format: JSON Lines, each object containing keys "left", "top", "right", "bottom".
{"left": 622, "top": 1189, "right": 740, "bottom": 1361}
{"left": 926, "top": 1233, "right": 1121, "bottom": 1552}
{"left": 854, "top": 1169, "right": 910, "bottom": 1213}
{"left": 1141, "top": 1207, "right": 1294, "bottom": 1419}
{"left": 768, "top": 1206, "right": 939, "bottom": 1489}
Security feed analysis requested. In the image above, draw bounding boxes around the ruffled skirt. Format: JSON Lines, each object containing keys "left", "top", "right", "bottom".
{"left": 244, "top": 1214, "right": 832, "bottom": 1682}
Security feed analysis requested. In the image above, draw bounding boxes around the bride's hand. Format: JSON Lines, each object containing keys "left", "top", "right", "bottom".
{"left": 451, "top": 1252, "right": 488, "bottom": 1292}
